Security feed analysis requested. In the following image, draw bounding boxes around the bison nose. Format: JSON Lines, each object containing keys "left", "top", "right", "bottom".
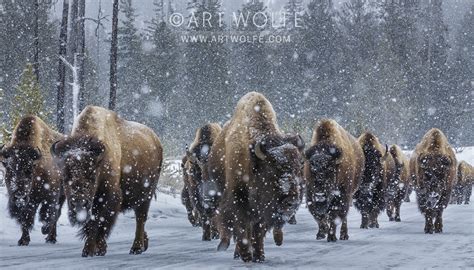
{"left": 71, "top": 198, "right": 91, "bottom": 211}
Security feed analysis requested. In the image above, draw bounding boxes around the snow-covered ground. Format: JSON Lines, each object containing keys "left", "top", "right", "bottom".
{"left": 1, "top": 149, "right": 473, "bottom": 269}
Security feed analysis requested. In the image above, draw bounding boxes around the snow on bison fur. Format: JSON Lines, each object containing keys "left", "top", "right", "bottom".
{"left": 51, "top": 106, "right": 163, "bottom": 257}
{"left": 410, "top": 128, "right": 456, "bottom": 234}
{"left": 207, "top": 92, "right": 304, "bottom": 262}
{"left": 304, "top": 119, "right": 364, "bottom": 242}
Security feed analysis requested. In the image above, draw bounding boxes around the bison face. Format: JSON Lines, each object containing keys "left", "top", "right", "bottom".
{"left": 51, "top": 137, "right": 105, "bottom": 225}
{"left": 254, "top": 135, "right": 304, "bottom": 220}
{"left": 0, "top": 144, "right": 41, "bottom": 207}
{"left": 418, "top": 154, "right": 452, "bottom": 209}
{"left": 304, "top": 144, "right": 342, "bottom": 213}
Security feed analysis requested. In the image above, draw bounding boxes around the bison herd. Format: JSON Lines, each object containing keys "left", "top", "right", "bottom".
{"left": 0, "top": 92, "right": 472, "bottom": 262}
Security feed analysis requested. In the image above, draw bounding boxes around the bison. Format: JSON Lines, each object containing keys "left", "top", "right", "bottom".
{"left": 208, "top": 92, "right": 304, "bottom": 262}
{"left": 354, "top": 132, "right": 394, "bottom": 229}
{"left": 51, "top": 106, "right": 163, "bottom": 256}
{"left": 386, "top": 145, "right": 410, "bottom": 222}
{"left": 410, "top": 128, "right": 456, "bottom": 234}
{"left": 451, "top": 161, "right": 473, "bottom": 205}
{"left": 0, "top": 115, "right": 65, "bottom": 246}
{"left": 181, "top": 123, "right": 222, "bottom": 240}
{"left": 304, "top": 119, "right": 364, "bottom": 242}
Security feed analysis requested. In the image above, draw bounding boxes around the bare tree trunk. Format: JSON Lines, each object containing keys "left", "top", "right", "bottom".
{"left": 109, "top": 0, "right": 119, "bottom": 110}
{"left": 56, "top": 0, "right": 69, "bottom": 133}
{"left": 77, "top": 0, "right": 86, "bottom": 111}
{"left": 33, "top": 0, "right": 40, "bottom": 81}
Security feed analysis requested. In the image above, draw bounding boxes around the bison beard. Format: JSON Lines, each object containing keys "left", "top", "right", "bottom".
{"left": 0, "top": 116, "right": 65, "bottom": 246}
{"left": 51, "top": 106, "right": 163, "bottom": 257}
{"left": 411, "top": 128, "right": 456, "bottom": 234}
{"left": 305, "top": 119, "right": 364, "bottom": 242}
{"left": 210, "top": 92, "right": 304, "bottom": 262}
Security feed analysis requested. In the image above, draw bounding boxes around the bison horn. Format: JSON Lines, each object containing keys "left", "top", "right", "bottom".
{"left": 255, "top": 141, "right": 267, "bottom": 160}
{"left": 50, "top": 141, "right": 61, "bottom": 157}
{"left": 382, "top": 144, "right": 389, "bottom": 161}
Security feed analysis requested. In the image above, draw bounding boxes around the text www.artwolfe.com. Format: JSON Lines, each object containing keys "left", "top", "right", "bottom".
{"left": 180, "top": 34, "right": 292, "bottom": 44}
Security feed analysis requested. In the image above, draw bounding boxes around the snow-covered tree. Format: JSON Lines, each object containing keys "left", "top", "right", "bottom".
{"left": 3, "top": 64, "right": 50, "bottom": 142}
{"left": 117, "top": 0, "right": 144, "bottom": 120}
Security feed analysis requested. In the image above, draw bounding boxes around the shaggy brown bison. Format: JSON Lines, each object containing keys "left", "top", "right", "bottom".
{"left": 51, "top": 106, "right": 163, "bottom": 257}
{"left": 386, "top": 145, "right": 410, "bottom": 222}
{"left": 354, "top": 132, "right": 394, "bottom": 229}
{"left": 411, "top": 128, "right": 456, "bottom": 234}
{"left": 451, "top": 161, "right": 473, "bottom": 204}
{"left": 304, "top": 119, "right": 364, "bottom": 242}
{"left": 0, "top": 115, "right": 65, "bottom": 246}
{"left": 208, "top": 92, "right": 304, "bottom": 262}
{"left": 181, "top": 123, "right": 222, "bottom": 240}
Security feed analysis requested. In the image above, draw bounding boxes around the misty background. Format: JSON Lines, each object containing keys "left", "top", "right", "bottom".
{"left": 1, "top": 0, "right": 473, "bottom": 157}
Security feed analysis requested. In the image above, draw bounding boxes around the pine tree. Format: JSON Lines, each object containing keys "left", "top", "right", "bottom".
{"left": 301, "top": 0, "right": 349, "bottom": 121}
{"left": 232, "top": 0, "right": 271, "bottom": 96}
{"left": 0, "top": 1, "right": 57, "bottom": 111}
{"left": 117, "top": 0, "right": 144, "bottom": 120}
{"left": 184, "top": 0, "right": 231, "bottom": 126}
{"left": 144, "top": 0, "right": 180, "bottom": 134}
{"left": 2, "top": 64, "right": 50, "bottom": 142}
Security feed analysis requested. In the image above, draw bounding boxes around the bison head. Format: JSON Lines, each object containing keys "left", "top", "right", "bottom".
{"left": 304, "top": 143, "right": 342, "bottom": 213}
{"left": 51, "top": 136, "right": 105, "bottom": 225}
{"left": 254, "top": 134, "right": 305, "bottom": 221}
{"left": 418, "top": 154, "right": 452, "bottom": 209}
{"left": 0, "top": 144, "right": 41, "bottom": 207}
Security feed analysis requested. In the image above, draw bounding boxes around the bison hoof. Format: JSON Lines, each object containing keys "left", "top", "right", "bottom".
{"left": 202, "top": 235, "right": 211, "bottom": 241}
{"left": 252, "top": 255, "right": 265, "bottom": 263}
{"left": 45, "top": 236, "right": 57, "bottom": 244}
{"left": 240, "top": 253, "right": 252, "bottom": 263}
{"left": 340, "top": 234, "right": 349, "bottom": 240}
{"left": 424, "top": 227, "right": 433, "bottom": 234}
{"left": 288, "top": 216, "right": 297, "bottom": 225}
{"left": 82, "top": 248, "right": 95, "bottom": 257}
{"left": 233, "top": 251, "right": 240, "bottom": 260}
{"left": 395, "top": 217, "right": 401, "bottom": 222}
{"left": 316, "top": 232, "right": 326, "bottom": 240}
{"left": 389, "top": 217, "right": 394, "bottom": 222}
{"left": 41, "top": 225, "right": 49, "bottom": 235}
{"left": 129, "top": 246, "right": 144, "bottom": 255}
{"left": 360, "top": 224, "right": 368, "bottom": 229}
{"left": 217, "top": 240, "right": 230, "bottom": 251}
{"left": 18, "top": 237, "right": 30, "bottom": 246}
{"left": 327, "top": 234, "right": 337, "bottom": 242}
{"left": 464, "top": 201, "right": 469, "bottom": 205}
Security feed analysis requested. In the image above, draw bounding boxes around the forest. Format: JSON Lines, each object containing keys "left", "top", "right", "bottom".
{"left": 0, "top": 0, "right": 473, "bottom": 156}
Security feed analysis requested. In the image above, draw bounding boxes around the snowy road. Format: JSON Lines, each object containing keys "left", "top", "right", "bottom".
{"left": 0, "top": 190, "right": 473, "bottom": 269}
{"left": 1, "top": 149, "right": 473, "bottom": 269}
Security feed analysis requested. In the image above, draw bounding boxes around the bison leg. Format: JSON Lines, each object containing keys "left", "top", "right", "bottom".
{"left": 39, "top": 199, "right": 61, "bottom": 244}
{"left": 235, "top": 224, "right": 252, "bottom": 262}
{"left": 434, "top": 210, "right": 443, "bottom": 233}
{"left": 217, "top": 211, "right": 233, "bottom": 251}
{"left": 288, "top": 214, "right": 297, "bottom": 225}
{"left": 424, "top": 211, "right": 434, "bottom": 234}
{"left": 394, "top": 201, "right": 402, "bottom": 222}
{"left": 316, "top": 216, "right": 327, "bottom": 240}
{"left": 17, "top": 202, "right": 38, "bottom": 246}
{"left": 368, "top": 211, "right": 379, "bottom": 228}
{"left": 252, "top": 225, "right": 266, "bottom": 262}
{"left": 360, "top": 213, "right": 369, "bottom": 229}
{"left": 327, "top": 219, "right": 337, "bottom": 242}
{"left": 386, "top": 204, "right": 394, "bottom": 221}
{"left": 273, "top": 227, "right": 283, "bottom": 246}
{"left": 340, "top": 216, "right": 349, "bottom": 240}
{"left": 465, "top": 185, "right": 472, "bottom": 205}
{"left": 201, "top": 216, "right": 212, "bottom": 241}
{"left": 130, "top": 204, "right": 150, "bottom": 255}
